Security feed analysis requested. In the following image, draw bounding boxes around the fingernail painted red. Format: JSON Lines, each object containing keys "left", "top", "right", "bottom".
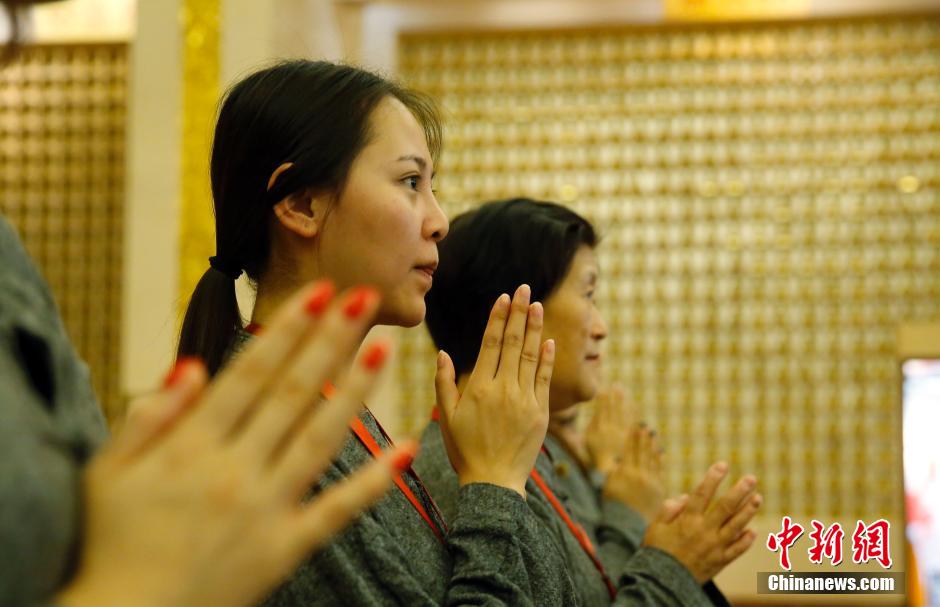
{"left": 362, "top": 341, "right": 389, "bottom": 371}
{"left": 305, "top": 281, "right": 336, "bottom": 316}
{"left": 343, "top": 287, "right": 377, "bottom": 319}
{"left": 163, "top": 357, "right": 199, "bottom": 388}
{"left": 392, "top": 441, "right": 419, "bottom": 473}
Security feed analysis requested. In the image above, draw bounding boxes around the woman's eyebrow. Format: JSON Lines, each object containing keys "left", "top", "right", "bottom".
{"left": 396, "top": 154, "right": 435, "bottom": 178}
{"left": 397, "top": 154, "right": 426, "bottom": 169}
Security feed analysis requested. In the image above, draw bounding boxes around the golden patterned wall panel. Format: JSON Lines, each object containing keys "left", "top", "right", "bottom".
{"left": 0, "top": 43, "right": 127, "bottom": 421}
{"left": 397, "top": 15, "right": 940, "bottom": 520}
{"left": 179, "top": 0, "right": 220, "bottom": 317}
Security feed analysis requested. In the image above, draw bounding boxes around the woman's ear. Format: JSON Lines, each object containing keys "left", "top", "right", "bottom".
{"left": 273, "top": 190, "right": 321, "bottom": 238}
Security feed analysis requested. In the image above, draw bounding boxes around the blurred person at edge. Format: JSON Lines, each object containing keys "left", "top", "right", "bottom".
{"left": 415, "top": 198, "right": 763, "bottom": 605}
{"left": 0, "top": 3, "right": 413, "bottom": 606}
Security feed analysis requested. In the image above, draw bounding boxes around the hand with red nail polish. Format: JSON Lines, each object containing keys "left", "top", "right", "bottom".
{"left": 391, "top": 440, "right": 420, "bottom": 474}
{"left": 642, "top": 462, "right": 762, "bottom": 584}
{"left": 108, "top": 357, "right": 205, "bottom": 452}
{"left": 361, "top": 341, "right": 390, "bottom": 371}
{"left": 304, "top": 280, "right": 336, "bottom": 316}
{"left": 434, "top": 285, "right": 555, "bottom": 498}
{"left": 343, "top": 286, "right": 379, "bottom": 319}
{"left": 56, "top": 281, "right": 404, "bottom": 607}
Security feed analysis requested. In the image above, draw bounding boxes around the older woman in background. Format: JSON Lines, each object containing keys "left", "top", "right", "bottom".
{"left": 416, "top": 197, "right": 763, "bottom": 605}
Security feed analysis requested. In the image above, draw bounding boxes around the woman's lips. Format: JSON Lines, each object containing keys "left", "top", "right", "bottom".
{"left": 413, "top": 266, "right": 434, "bottom": 285}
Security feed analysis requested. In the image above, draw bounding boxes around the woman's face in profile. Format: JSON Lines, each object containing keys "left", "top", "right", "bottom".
{"left": 542, "top": 245, "right": 608, "bottom": 410}
{"left": 314, "top": 96, "right": 449, "bottom": 327}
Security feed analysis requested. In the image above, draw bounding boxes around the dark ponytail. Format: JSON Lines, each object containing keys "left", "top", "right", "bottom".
{"left": 176, "top": 60, "right": 441, "bottom": 375}
{"left": 177, "top": 268, "right": 242, "bottom": 376}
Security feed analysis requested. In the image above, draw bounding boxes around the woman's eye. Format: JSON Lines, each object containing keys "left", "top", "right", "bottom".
{"left": 586, "top": 290, "right": 595, "bottom": 301}
{"left": 404, "top": 175, "right": 420, "bottom": 190}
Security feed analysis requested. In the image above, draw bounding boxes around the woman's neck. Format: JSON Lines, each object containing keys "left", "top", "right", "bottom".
{"left": 251, "top": 279, "right": 293, "bottom": 328}
{"left": 251, "top": 278, "right": 377, "bottom": 402}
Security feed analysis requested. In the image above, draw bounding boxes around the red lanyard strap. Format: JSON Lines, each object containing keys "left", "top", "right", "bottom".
{"left": 530, "top": 469, "right": 617, "bottom": 599}
{"left": 349, "top": 417, "right": 446, "bottom": 544}
{"left": 242, "top": 325, "right": 447, "bottom": 541}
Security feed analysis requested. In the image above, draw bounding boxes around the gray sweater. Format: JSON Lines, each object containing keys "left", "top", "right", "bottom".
{"left": 541, "top": 433, "right": 650, "bottom": 580}
{"left": 228, "top": 331, "right": 578, "bottom": 606}
{"left": 415, "top": 420, "right": 719, "bottom": 606}
{"left": 0, "top": 216, "right": 109, "bottom": 607}
{"left": 541, "top": 433, "right": 612, "bottom": 532}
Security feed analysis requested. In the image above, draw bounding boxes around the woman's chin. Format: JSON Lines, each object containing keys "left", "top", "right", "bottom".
{"left": 376, "top": 299, "right": 425, "bottom": 328}
{"left": 577, "top": 380, "right": 600, "bottom": 404}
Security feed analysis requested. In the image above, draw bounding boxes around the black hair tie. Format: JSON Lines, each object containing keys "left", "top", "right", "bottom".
{"left": 208, "top": 255, "right": 243, "bottom": 281}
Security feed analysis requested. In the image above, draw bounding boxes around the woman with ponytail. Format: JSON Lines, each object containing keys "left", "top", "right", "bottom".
{"left": 0, "top": 4, "right": 410, "bottom": 604}
{"left": 178, "top": 60, "right": 578, "bottom": 606}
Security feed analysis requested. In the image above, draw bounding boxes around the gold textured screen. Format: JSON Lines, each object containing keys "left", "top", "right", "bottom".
{"left": 179, "top": 0, "right": 220, "bottom": 317}
{"left": 397, "top": 15, "right": 940, "bottom": 520}
{"left": 0, "top": 43, "right": 127, "bottom": 421}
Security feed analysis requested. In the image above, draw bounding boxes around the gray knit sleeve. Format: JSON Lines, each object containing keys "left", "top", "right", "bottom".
{"left": 599, "top": 497, "right": 648, "bottom": 551}
{"left": 595, "top": 494, "right": 647, "bottom": 580}
{"left": 415, "top": 423, "right": 578, "bottom": 605}
{"left": 445, "top": 483, "right": 578, "bottom": 606}
{"left": 612, "top": 546, "right": 717, "bottom": 606}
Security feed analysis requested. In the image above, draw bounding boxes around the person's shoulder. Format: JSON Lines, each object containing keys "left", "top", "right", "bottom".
{"left": 0, "top": 216, "right": 60, "bottom": 327}
{"left": 0, "top": 215, "right": 20, "bottom": 248}
{"left": 0, "top": 216, "right": 42, "bottom": 284}
{"left": 542, "top": 432, "right": 594, "bottom": 487}
{"left": 541, "top": 432, "right": 568, "bottom": 461}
